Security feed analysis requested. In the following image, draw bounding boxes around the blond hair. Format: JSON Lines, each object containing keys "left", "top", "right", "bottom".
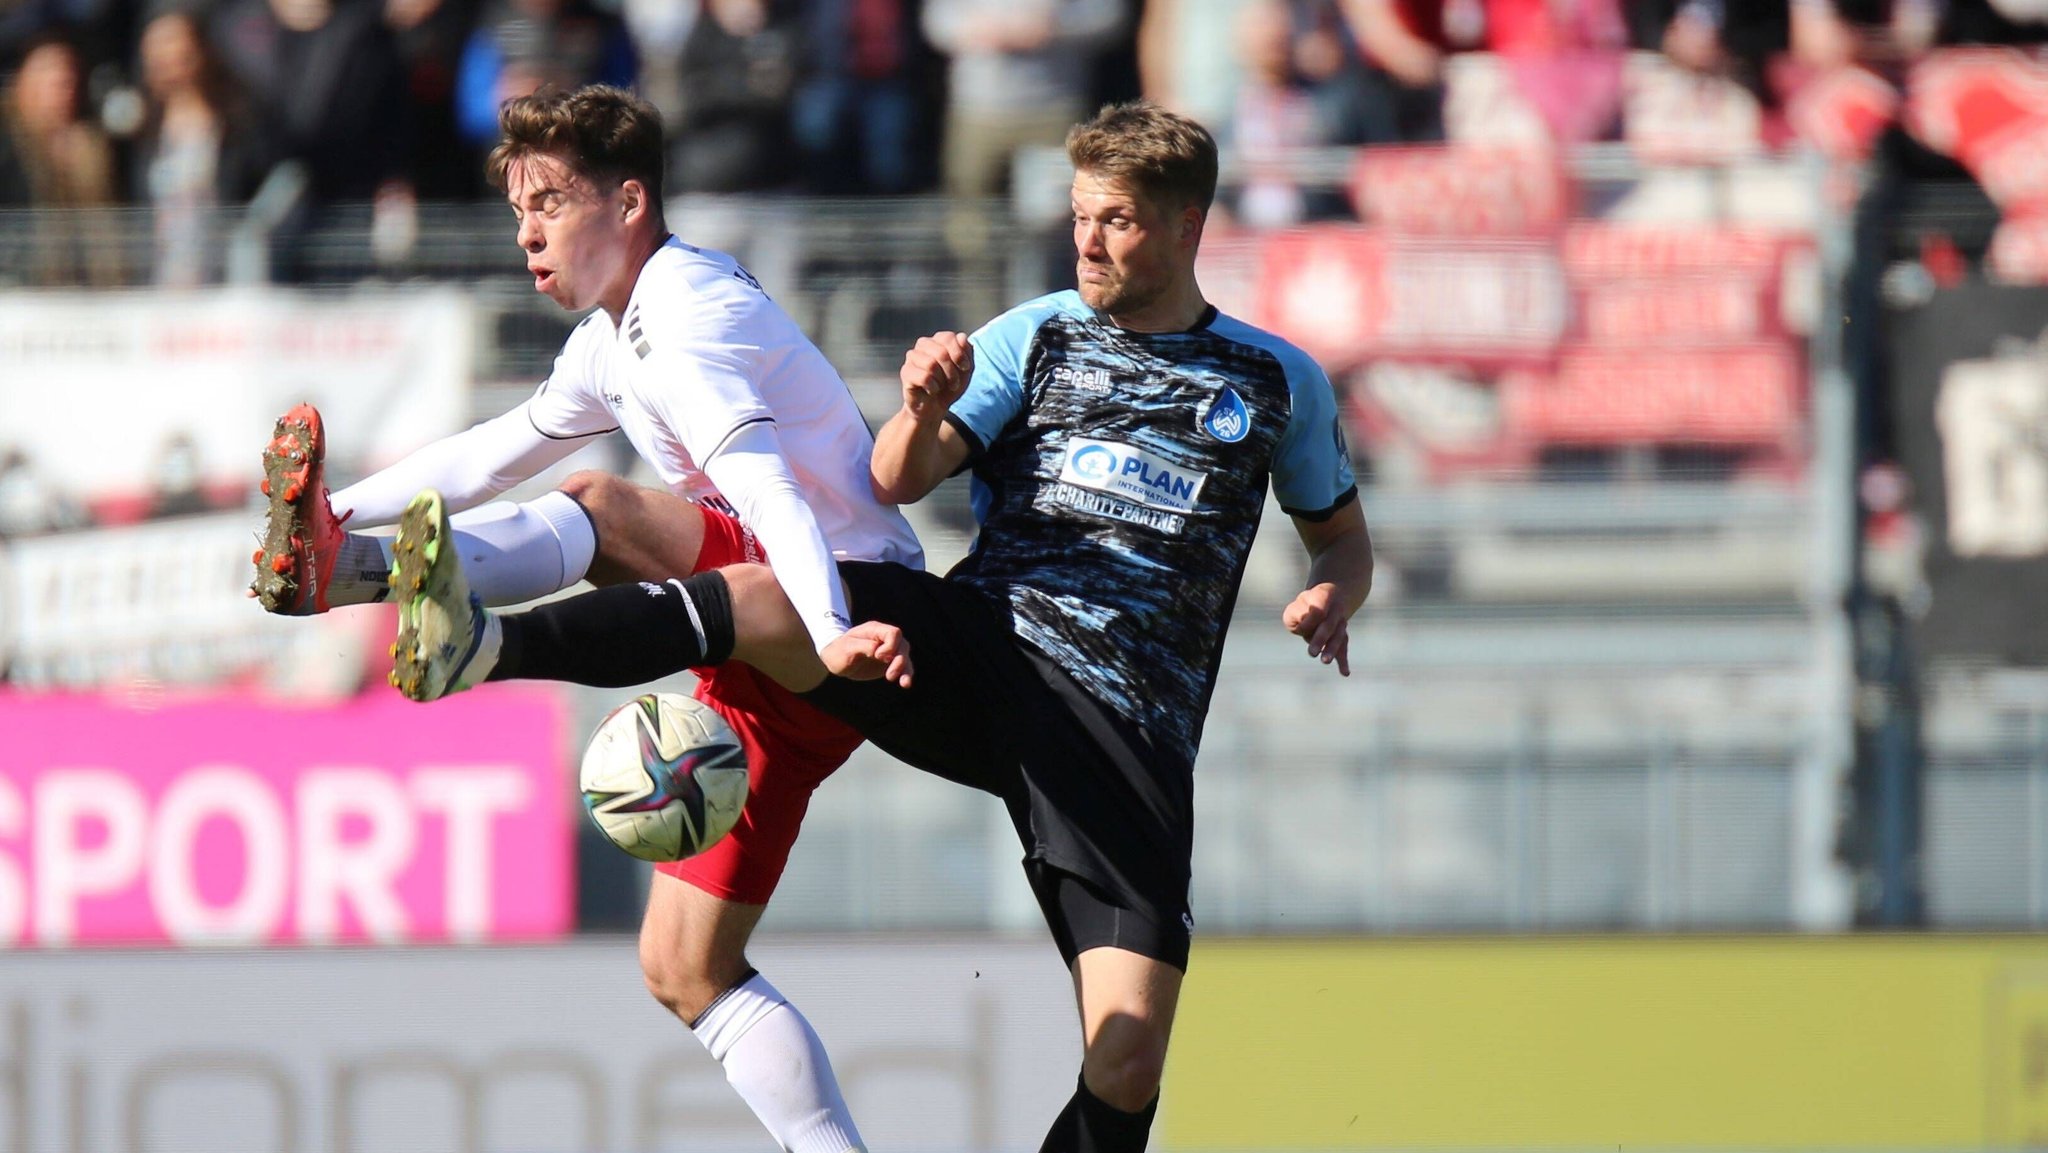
{"left": 1065, "top": 100, "right": 1219, "bottom": 213}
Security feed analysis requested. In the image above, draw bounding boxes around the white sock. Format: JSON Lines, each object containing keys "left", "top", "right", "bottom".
{"left": 446, "top": 491, "right": 598, "bottom": 606}
{"left": 326, "top": 533, "right": 396, "bottom": 606}
{"left": 691, "top": 973, "right": 866, "bottom": 1153}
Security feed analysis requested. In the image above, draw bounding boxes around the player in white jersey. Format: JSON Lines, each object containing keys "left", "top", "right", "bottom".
{"left": 249, "top": 85, "right": 911, "bottom": 1153}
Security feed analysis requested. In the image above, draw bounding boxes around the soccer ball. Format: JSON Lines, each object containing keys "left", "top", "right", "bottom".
{"left": 579, "top": 693, "right": 750, "bottom": 862}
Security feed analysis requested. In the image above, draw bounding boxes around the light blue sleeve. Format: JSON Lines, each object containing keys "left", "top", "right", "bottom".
{"left": 1270, "top": 350, "right": 1358, "bottom": 517}
{"left": 947, "top": 304, "right": 1048, "bottom": 455}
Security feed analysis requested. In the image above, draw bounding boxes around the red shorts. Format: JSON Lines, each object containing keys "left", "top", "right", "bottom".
{"left": 658, "top": 506, "right": 864, "bottom": 904}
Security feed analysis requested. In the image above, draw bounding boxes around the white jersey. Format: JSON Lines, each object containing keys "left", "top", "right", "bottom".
{"left": 529, "top": 240, "right": 922, "bottom": 569}
{"left": 333, "top": 236, "right": 922, "bottom": 650}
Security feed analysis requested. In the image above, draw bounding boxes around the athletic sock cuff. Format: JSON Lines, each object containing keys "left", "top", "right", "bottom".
{"left": 676, "top": 571, "right": 736, "bottom": 666}
{"left": 690, "top": 972, "right": 787, "bottom": 1062}
{"left": 533, "top": 489, "right": 598, "bottom": 587}
{"left": 1077, "top": 1074, "right": 1159, "bottom": 1143}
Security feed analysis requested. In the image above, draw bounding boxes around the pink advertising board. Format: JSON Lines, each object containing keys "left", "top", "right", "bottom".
{"left": 0, "top": 687, "right": 574, "bottom": 947}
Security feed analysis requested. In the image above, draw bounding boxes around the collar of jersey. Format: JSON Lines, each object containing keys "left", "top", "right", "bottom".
{"left": 1088, "top": 302, "right": 1219, "bottom": 337}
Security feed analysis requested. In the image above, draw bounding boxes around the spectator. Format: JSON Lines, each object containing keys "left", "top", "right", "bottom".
{"left": 143, "top": 432, "right": 213, "bottom": 519}
{"left": 1484, "top": 0, "right": 1629, "bottom": 145}
{"left": 1, "top": 0, "right": 135, "bottom": 82}
{"left": 1136, "top": 0, "right": 1262, "bottom": 128}
{"left": 0, "top": 446, "right": 84, "bottom": 537}
{"left": 922, "top": 0, "right": 1125, "bottom": 197}
{"left": 214, "top": 0, "right": 410, "bottom": 203}
{"left": 1086, "top": 0, "right": 1143, "bottom": 109}
{"left": 1143, "top": 0, "right": 1457, "bottom": 147}
{"left": 670, "top": 0, "right": 800, "bottom": 194}
{"left": 1329, "top": 0, "right": 1453, "bottom": 143}
{"left": 620, "top": 0, "right": 694, "bottom": 124}
{"left": 0, "top": 30, "right": 118, "bottom": 285}
{"left": 1630, "top": 2, "right": 1788, "bottom": 105}
{"left": 209, "top": 0, "right": 415, "bottom": 280}
{"left": 1225, "top": 0, "right": 1350, "bottom": 226}
{"left": 660, "top": 0, "right": 808, "bottom": 312}
{"left": 792, "top": 0, "right": 935, "bottom": 193}
{"left": 384, "top": 0, "right": 479, "bottom": 198}
{"left": 454, "top": 0, "right": 634, "bottom": 149}
{"left": 131, "top": 8, "right": 262, "bottom": 284}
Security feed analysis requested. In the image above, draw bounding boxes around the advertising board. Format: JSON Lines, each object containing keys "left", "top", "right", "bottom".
{"left": 0, "top": 687, "right": 572, "bottom": 946}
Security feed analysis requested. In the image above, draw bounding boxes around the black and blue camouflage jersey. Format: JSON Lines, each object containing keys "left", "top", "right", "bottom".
{"left": 945, "top": 290, "right": 1358, "bottom": 766}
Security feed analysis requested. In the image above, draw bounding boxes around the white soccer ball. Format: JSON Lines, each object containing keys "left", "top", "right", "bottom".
{"left": 579, "top": 692, "right": 750, "bottom": 862}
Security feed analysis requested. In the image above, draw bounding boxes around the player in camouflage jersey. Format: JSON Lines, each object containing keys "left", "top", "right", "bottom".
{"left": 410, "top": 100, "right": 1372, "bottom": 1152}
{"left": 935, "top": 285, "right": 1356, "bottom": 770}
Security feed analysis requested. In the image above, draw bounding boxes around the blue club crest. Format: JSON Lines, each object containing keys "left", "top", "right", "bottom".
{"left": 1202, "top": 387, "right": 1250, "bottom": 443}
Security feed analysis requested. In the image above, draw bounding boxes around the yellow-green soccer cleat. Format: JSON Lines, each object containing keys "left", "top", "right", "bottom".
{"left": 389, "top": 490, "right": 491, "bottom": 702}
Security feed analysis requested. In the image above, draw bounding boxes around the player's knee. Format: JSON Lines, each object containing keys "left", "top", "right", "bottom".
{"left": 1080, "top": 1020, "right": 1169, "bottom": 1112}
{"left": 721, "top": 564, "right": 784, "bottom": 634}
{"left": 639, "top": 942, "right": 728, "bottom": 1024}
{"left": 718, "top": 563, "right": 819, "bottom": 676}
{"left": 718, "top": 562, "right": 785, "bottom": 619}
{"left": 557, "top": 469, "right": 617, "bottom": 505}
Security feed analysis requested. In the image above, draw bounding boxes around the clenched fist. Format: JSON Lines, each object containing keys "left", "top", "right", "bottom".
{"left": 900, "top": 332, "right": 972, "bottom": 423}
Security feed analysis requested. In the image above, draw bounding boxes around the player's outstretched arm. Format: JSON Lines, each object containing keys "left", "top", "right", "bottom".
{"left": 700, "top": 427, "right": 912, "bottom": 688}
{"left": 331, "top": 404, "right": 594, "bottom": 527}
{"left": 1285, "top": 499, "right": 1373, "bottom": 677}
{"left": 871, "top": 332, "right": 974, "bottom": 505}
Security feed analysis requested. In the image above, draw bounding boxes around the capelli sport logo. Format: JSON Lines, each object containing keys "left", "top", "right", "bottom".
{"left": 1202, "top": 387, "right": 1249, "bottom": 443}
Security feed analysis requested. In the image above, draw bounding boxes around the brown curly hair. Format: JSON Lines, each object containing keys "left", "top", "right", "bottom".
{"left": 486, "top": 85, "right": 665, "bottom": 212}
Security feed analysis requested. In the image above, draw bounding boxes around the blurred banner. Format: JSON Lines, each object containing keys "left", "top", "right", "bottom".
{"left": 1252, "top": 230, "right": 1569, "bottom": 369}
{"left": 0, "top": 938, "right": 1077, "bottom": 1153}
{"left": 0, "top": 288, "right": 472, "bottom": 532}
{"left": 1211, "top": 218, "right": 1817, "bottom": 484}
{"left": 1887, "top": 281, "right": 2048, "bottom": 662}
{"left": 1167, "top": 937, "right": 2048, "bottom": 1149}
{"left": 0, "top": 513, "right": 335, "bottom": 689}
{"left": 0, "top": 687, "right": 572, "bottom": 947}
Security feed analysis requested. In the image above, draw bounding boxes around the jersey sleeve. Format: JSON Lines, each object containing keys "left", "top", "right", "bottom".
{"left": 331, "top": 318, "right": 617, "bottom": 526}
{"left": 524, "top": 318, "right": 624, "bottom": 440}
{"left": 1270, "top": 352, "right": 1359, "bottom": 520}
{"left": 700, "top": 422, "right": 852, "bottom": 653}
{"left": 945, "top": 306, "right": 1045, "bottom": 457}
{"left": 328, "top": 402, "right": 599, "bottom": 527}
{"left": 631, "top": 295, "right": 776, "bottom": 466}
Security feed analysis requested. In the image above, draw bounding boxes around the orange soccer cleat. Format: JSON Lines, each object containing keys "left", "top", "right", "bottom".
{"left": 250, "top": 403, "right": 348, "bottom": 615}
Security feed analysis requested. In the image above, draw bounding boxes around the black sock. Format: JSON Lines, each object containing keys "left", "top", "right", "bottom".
{"left": 488, "top": 573, "right": 735, "bottom": 687}
{"left": 1037, "top": 1075, "right": 1158, "bottom": 1153}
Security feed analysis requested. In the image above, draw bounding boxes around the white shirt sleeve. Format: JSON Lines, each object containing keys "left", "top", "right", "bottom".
{"left": 328, "top": 401, "right": 605, "bottom": 528}
{"left": 331, "top": 321, "right": 619, "bottom": 528}
{"left": 700, "top": 421, "right": 852, "bottom": 654}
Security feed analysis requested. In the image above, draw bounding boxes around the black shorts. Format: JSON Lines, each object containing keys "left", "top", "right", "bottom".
{"left": 801, "top": 561, "right": 1194, "bottom": 971}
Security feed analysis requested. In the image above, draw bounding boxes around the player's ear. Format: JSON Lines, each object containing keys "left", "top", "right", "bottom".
{"left": 1181, "top": 204, "right": 1205, "bottom": 249}
{"left": 619, "top": 179, "right": 647, "bottom": 224}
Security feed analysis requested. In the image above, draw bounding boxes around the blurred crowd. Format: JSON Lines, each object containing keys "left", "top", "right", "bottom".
{"left": 0, "top": 0, "right": 2044, "bottom": 270}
